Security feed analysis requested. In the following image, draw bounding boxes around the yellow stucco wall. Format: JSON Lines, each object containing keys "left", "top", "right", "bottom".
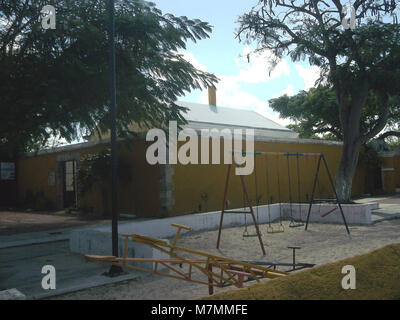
{"left": 17, "top": 152, "right": 60, "bottom": 209}
{"left": 16, "top": 137, "right": 380, "bottom": 218}
{"left": 380, "top": 155, "right": 398, "bottom": 193}
{"left": 169, "top": 138, "right": 366, "bottom": 215}
{"left": 17, "top": 140, "right": 161, "bottom": 217}
{"left": 394, "top": 155, "right": 400, "bottom": 188}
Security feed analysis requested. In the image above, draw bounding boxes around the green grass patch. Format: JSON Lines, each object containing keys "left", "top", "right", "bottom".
{"left": 199, "top": 243, "right": 400, "bottom": 300}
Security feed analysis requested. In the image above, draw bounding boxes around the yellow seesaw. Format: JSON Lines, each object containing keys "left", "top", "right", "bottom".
{"left": 85, "top": 224, "right": 287, "bottom": 294}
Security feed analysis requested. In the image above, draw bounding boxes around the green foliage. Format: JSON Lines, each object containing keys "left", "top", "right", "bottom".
{"left": 200, "top": 191, "right": 209, "bottom": 212}
{"left": 24, "top": 189, "right": 55, "bottom": 211}
{"left": 0, "top": 0, "right": 218, "bottom": 156}
{"left": 200, "top": 191, "right": 209, "bottom": 203}
{"left": 358, "top": 146, "right": 382, "bottom": 167}
{"left": 78, "top": 148, "right": 131, "bottom": 196}
{"left": 270, "top": 86, "right": 400, "bottom": 141}
{"left": 388, "top": 139, "right": 400, "bottom": 147}
{"left": 237, "top": 1, "right": 400, "bottom": 144}
{"left": 237, "top": 1, "right": 400, "bottom": 200}
{"left": 270, "top": 86, "right": 340, "bottom": 140}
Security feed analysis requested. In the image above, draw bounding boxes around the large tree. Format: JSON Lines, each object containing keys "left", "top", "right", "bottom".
{"left": 0, "top": 0, "right": 217, "bottom": 155}
{"left": 269, "top": 85, "right": 400, "bottom": 141}
{"left": 237, "top": 0, "right": 400, "bottom": 201}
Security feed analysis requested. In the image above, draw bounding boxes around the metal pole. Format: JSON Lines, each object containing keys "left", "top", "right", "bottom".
{"left": 239, "top": 175, "right": 266, "bottom": 255}
{"left": 216, "top": 163, "right": 232, "bottom": 249}
{"left": 321, "top": 154, "right": 351, "bottom": 235}
{"left": 107, "top": 0, "right": 123, "bottom": 276}
{"left": 305, "top": 154, "right": 322, "bottom": 230}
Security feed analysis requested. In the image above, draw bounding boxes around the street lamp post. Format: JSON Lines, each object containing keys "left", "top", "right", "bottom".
{"left": 107, "top": 0, "right": 123, "bottom": 276}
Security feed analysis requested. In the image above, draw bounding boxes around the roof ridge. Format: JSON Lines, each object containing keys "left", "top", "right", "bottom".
{"left": 251, "top": 109, "right": 285, "bottom": 126}
{"left": 177, "top": 100, "right": 253, "bottom": 112}
{"left": 176, "top": 100, "right": 292, "bottom": 132}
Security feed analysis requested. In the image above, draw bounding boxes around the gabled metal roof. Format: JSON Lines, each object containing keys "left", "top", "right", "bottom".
{"left": 176, "top": 101, "right": 292, "bottom": 132}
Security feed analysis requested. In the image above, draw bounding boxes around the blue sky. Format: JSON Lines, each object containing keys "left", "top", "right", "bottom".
{"left": 153, "top": 0, "right": 321, "bottom": 126}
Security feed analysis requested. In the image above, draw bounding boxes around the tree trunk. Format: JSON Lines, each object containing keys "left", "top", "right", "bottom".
{"left": 335, "top": 138, "right": 362, "bottom": 202}
{"left": 334, "top": 78, "right": 369, "bottom": 203}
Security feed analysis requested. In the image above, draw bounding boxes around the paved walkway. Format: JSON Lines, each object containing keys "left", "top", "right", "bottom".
{"left": 0, "top": 240, "right": 138, "bottom": 299}
{"left": 355, "top": 194, "right": 400, "bottom": 223}
{"left": 0, "top": 224, "right": 105, "bottom": 249}
{"left": 1, "top": 194, "right": 400, "bottom": 300}
{"left": 0, "top": 210, "right": 111, "bottom": 236}
{"left": 0, "top": 213, "right": 140, "bottom": 249}
{"left": 0, "top": 220, "right": 139, "bottom": 299}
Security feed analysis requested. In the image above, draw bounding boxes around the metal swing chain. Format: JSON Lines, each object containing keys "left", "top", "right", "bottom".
{"left": 276, "top": 154, "right": 284, "bottom": 230}
{"left": 242, "top": 176, "right": 249, "bottom": 237}
{"left": 243, "top": 155, "right": 262, "bottom": 238}
{"left": 288, "top": 154, "right": 304, "bottom": 227}
{"left": 315, "top": 156, "right": 322, "bottom": 216}
{"left": 265, "top": 155, "right": 273, "bottom": 229}
{"left": 254, "top": 155, "right": 260, "bottom": 225}
{"left": 296, "top": 153, "right": 303, "bottom": 222}
{"left": 286, "top": 155, "right": 295, "bottom": 225}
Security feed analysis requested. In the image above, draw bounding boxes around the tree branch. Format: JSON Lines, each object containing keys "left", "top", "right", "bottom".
{"left": 378, "top": 130, "right": 400, "bottom": 140}
{"left": 362, "top": 94, "right": 390, "bottom": 143}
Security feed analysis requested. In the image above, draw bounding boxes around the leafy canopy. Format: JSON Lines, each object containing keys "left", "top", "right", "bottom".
{"left": 78, "top": 148, "right": 132, "bottom": 196}
{"left": 269, "top": 85, "right": 400, "bottom": 140}
{"left": 236, "top": 0, "right": 400, "bottom": 143}
{"left": 236, "top": 0, "right": 400, "bottom": 200}
{"left": 0, "top": 0, "right": 218, "bottom": 155}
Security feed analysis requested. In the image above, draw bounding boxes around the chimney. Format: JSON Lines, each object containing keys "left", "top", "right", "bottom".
{"left": 208, "top": 86, "right": 216, "bottom": 106}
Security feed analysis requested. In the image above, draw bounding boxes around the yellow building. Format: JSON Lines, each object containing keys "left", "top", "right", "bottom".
{"left": 14, "top": 89, "right": 397, "bottom": 218}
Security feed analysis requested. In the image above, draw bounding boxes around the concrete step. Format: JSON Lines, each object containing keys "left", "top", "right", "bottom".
{"left": 371, "top": 206, "right": 400, "bottom": 223}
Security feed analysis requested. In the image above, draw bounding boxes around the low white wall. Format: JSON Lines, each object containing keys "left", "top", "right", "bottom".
{"left": 93, "top": 204, "right": 282, "bottom": 237}
{"left": 92, "top": 202, "right": 377, "bottom": 237}
{"left": 70, "top": 230, "right": 169, "bottom": 270}
{"left": 70, "top": 202, "right": 377, "bottom": 265}
{"left": 284, "top": 202, "right": 377, "bottom": 225}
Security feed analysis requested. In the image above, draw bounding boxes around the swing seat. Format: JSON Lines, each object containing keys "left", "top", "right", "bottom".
{"left": 289, "top": 221, "right": 304, "bottom": 228}
{"left": 289, "top": 224, "right": 304, "bottom": 228}
{"left": 267, "top": 225, "right": 284, "bottom": 234}
{"left": 242, "top": 231, "right": 260, "bottom": 238}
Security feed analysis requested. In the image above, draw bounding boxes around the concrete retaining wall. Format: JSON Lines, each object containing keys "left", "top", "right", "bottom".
{"left": 70, "top": 202, "right": 378, "bottom": 265}
{"left": 69, "top": 230, "right": 169, "bottom": 270}
{"left": 92, "top": 202, "right": 377, "bottom": 237}
{"left": 284, "top": 202, "right": 377, "bottom": 225}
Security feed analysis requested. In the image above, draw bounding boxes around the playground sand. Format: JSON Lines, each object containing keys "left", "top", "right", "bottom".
{"left": 50, "top": 219, "right": 400, "bottom": 300}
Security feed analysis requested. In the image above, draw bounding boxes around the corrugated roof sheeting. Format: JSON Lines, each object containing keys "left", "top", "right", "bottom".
{"left": 176, "top": 101, "right": 292, "bottom": 132}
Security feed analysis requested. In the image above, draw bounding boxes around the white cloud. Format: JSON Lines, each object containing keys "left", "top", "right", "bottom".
{"left": 234, "top": 47, "right": 291, "bottom": 84}
{"left": 254, "top": 106, "right": 293, "bottom": 127}
{"left": 179, "top": 51, "right": 208, "bottom": 72}
{"left": 198, "top": 79, "right": 293, "bottom": 127}
{"left": 294, "top": 65, "right": 321, "bottom": 90}
{"left": 271, "top": 84, "right": 295, "bottom": 99}
{"left": 181, "top": 48, "right": 295, "bottom": 128}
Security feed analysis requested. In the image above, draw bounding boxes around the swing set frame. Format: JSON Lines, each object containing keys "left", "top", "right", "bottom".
{"left": 216, "top": 159, "right": 266, "bottom": 254}
{"left": 305, "top": 153, "right": 350, "bottom": 235}
{"left": 216, "top": 151, "right": 350, "bottom": 255}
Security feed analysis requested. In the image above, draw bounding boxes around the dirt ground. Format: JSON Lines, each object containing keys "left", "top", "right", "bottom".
{"left": 50, "top": 218, "right": 400, "bottom": 300}
{"left": 0, "top": 210, "right": 110, "bottom": 235}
